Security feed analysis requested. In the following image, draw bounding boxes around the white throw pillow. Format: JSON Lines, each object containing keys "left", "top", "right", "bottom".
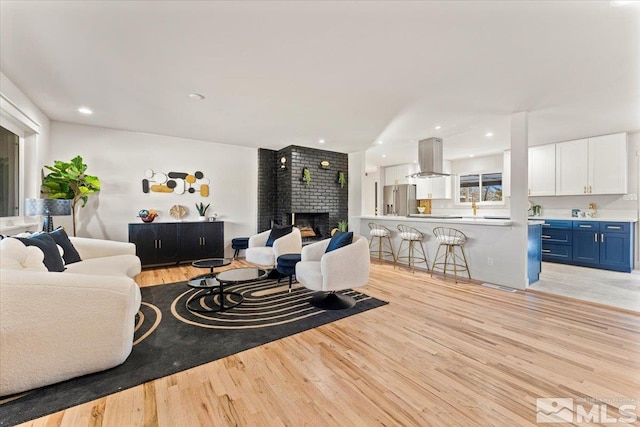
{"left": 0, "top": 237, "right": 47, "bottom": 271}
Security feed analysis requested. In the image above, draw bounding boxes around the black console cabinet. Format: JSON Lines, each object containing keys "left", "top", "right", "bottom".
{"left": 129, "top": 221, "right": 224, "bottom": 267}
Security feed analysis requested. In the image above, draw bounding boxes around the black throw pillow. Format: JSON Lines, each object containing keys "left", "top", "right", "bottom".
{"left": 325, "top": 231, "right": 353, "bottom": 253}
{"left": 49, "top": 228, "right": 82, "bottom": 264}
{"left": 16, "top": 233, "right": 65, "bottom": 272}
{"left": 266, "top": 225, "right": 293, "bottom": 247}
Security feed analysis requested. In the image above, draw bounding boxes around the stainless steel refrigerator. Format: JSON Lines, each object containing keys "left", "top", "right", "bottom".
{"left": 382, "top": 184, "right": 417, "bottom": 216}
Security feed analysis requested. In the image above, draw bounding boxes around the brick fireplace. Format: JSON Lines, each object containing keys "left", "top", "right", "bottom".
{"left": 258, "top": 146, "right": 348, "bottom": 238}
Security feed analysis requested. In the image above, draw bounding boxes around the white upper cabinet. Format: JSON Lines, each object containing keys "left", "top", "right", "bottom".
{"left": 528, "top": 144, "right": 556, "bottom": 196}
{"left": 555, "top": 133, "right": 627, "bottom": 195}
{"left": 384, "top": 163, "right": 418, "bottom": 186}
{"left": 555, "top": 138, "right": 589, "bottom": 195}
{"left": 416, "top": 161, "right": 451, "bottom": 199}
{"left": 588, "top": 133, "right": 627, "bottom": 194}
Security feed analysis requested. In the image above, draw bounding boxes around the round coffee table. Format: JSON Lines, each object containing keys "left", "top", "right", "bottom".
{"left": 191, "top": 257, "right": 232, "bottom": 273}
{"left": 186, "top": 258, "right": 233, "bottom": 313}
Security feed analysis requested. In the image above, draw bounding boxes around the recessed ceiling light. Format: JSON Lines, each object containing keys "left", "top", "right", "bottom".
{"left": 319, "top": 139, "right": 325, "bottom": 144}
{"left": 434, "top": 125, "right": 442, "bottom": 130}
{"left": 485, "top": 132, "right": 493, "bottom": 137}
{"left": 77, "top": 107, "right": 93, "bottom": 115}
{"left": 413, "top": 160, "right": 418, "bottom": 163}
{"left": 382, "top": 154, "right": 387, "bottom": 158}
{"left": 469, "top": 154, "right": 475, "bottom": 158}
{"left": 377, "top": 141, "right": 383, "bottom": 145}
{"left": 188, "top": 93, "right": 205, "bottom": 100}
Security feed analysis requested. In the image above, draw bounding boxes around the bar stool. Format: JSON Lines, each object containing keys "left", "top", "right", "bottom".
{"left": 431, "top": 227, "right": 471, "bottom": 283}
{"left": 368, "top": 223, "right": 395, "bottom": 262}
{"left": 395, "top": 224, "right": 429, "bottom": 272}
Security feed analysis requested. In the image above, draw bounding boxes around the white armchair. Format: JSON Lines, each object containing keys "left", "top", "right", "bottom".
{"left": 295, "top": 235, "right": 370, "bottom": 309}
{"left": 245, "top": 227, "right": 302, "bottom": 268}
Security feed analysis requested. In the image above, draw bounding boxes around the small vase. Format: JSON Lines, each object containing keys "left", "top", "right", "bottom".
{"left": 198, "top": 216, "right": 206, "bottom": 221}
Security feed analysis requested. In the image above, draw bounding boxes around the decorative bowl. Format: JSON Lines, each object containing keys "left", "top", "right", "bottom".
{"left": 141, "top": 214, "right": 156, "bottom": 223}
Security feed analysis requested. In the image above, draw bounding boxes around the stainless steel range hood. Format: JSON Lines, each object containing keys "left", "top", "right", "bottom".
{"left": 409, "top": 137, "right": 450, "bottom": 178}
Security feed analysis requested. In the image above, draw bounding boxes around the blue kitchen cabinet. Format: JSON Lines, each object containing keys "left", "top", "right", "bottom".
{"left": 542, "top": 220, "right": 634, "bottom": 272}
{"left": 572, "top": 221, "right": 599, "bottom": 265}
{"left": 541, "top": 220, "right": 573, "bottom": 262}
{"left": 599, "top": 222, "right": 633, "bottom": 272}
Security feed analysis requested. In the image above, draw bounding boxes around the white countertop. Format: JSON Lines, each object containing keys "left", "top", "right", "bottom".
{"left": 530, "top": 216, "right": 637, "bottom": 223}
{"left": 358, "top": 215, "right": 513, "bottom": 226}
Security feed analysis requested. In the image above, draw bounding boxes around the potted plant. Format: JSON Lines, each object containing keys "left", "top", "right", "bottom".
{"left": 337, "top": 171, "right": 346, "bottom": 188}
{"left": 337, "top": 220, "right": 348, "bottom": 232}
{"left": 302, "top": 168, "right": 311, "bottom": 186}
{"left": 41, "top": 155, "right": 100, "bottom": 236}
{"left": 195, "top": 202, "right": 210, "bottom": 220}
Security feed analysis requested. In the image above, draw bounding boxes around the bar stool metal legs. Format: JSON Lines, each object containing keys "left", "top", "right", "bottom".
{"left": 395, "top": 224, "right": 429, "bottom": 272}
{"left": 368, "top": 223, "right": 396, "bottom": 262}
{"left": 431, "top": 227, "right": 471, "bottom": 283}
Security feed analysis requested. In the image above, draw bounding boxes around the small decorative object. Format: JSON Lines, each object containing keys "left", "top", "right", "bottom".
{"left": 138, "top": 209, "right": 158, "bottom": 223}
{"left": 531, "top": 204, "right": 542, "bottom": 217}
{"left": 41, "top": 155, "right": 101, "bottom": 236}
{"left": 195, "top": 202, "right": 210, "bottom": 220}
{"left": 302, "top": 168, "right": 311, "bottom": 185}
{"left": 417, "top": 206, "right": 426, "bottom": 214}
{"left": 337, "top": 171, "right": 346, "bottom": 188}
{"left": 169, "top": 204, "right": 186, "bottom": 221}
{"left": 588, "top": 202, "right": 597, "bottom": 218}
{"left": 337, "top": 220, "right": 348, "bottom": 232}
{"left": 320, "top": 160, "right": 330, "bottom": 169}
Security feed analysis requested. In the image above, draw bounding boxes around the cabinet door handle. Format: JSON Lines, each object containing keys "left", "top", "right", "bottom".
{"left": 541, "top": 234, "right": 551, "bottom": 238}
{"left": 158, "top": 240, "right": 162, "bottom": 249}
{"left": 607, "top": 226, "right": 622, "bottom": 230}
{"left": 541, "top": 249, "right": 551, "bottom": 253}
{"left": 202, "top": 237, "right": 205, "bottom": 245}
{"left": 594, "top": 233, "right": 597, "bottom": 243}
{"left": 528, "top": 188, "right": 531, "bottom": 195}
{"left": 579, "top": 225, "right": 591, "bottom": 228}
{"left": 154, "top": 239, "right": 157, "bottom": 249}
{"left": 601, "top": 233, "right": 604, "bottom": 242}
{"left": 589, "top": 185, "right": 592, "bottom": 193}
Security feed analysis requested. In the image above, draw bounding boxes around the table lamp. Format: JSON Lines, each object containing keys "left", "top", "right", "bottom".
{"left": 24, "top": 199, "right": 72, "bottom": 232}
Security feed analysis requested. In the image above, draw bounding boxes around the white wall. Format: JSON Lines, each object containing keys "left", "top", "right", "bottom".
{"left": 48, "top": 122, "right": 258, "bottom": 256}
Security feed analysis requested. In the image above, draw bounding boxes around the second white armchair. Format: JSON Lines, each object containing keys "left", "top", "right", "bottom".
{"left": 245, "top": 226, "right": 302, "bottom": 268}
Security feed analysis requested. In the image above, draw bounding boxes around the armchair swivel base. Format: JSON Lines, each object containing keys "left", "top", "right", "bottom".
{"left": 310, "top": 291, "right": 356, "bottom": 310}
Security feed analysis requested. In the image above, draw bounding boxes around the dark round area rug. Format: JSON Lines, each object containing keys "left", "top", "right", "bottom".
{"left": 0, "top": 279, "right": 387, "bottom": 426}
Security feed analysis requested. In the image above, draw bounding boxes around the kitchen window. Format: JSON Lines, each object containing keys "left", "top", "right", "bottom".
{"left": 458, "top": 171, "right": 503, "bottom": 204}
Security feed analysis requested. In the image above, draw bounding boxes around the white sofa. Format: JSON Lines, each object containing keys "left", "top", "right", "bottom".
{"left": 0, "top": 236, "right": 142, "bottom": 396}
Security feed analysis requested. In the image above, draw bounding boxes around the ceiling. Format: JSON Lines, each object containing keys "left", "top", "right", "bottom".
{"left": 1, "top": 1, "right": 639, "bottom": 170}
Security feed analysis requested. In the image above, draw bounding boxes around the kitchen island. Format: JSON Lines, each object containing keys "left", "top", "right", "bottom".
{"left": 353, "top": 215, "right": 543, "bottom": 289}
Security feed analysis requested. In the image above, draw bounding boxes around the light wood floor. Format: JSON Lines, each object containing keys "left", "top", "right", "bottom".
{"left": 17, "top": 260, "right": 640, "bottom": 426}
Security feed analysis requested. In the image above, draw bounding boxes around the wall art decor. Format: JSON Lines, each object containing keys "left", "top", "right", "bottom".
{"left": 142, "top": 169, "right": 209, "bottom": 196}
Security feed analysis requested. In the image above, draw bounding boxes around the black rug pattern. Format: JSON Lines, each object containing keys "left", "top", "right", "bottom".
{"left": 0, "top": 279, "right": 387, "bottom": 426}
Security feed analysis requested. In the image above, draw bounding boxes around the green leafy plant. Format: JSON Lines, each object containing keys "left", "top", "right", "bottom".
{"left": 303, "top": 168, "right": 311, "bottom": 186}
{"left": 41, "top": 155, "right": 100, "bottom": 236}
{"left": 338, "top": 171, "right": 346, "bottom": 188}
{"left": 337, "top": 220, "right": 348, "bottom": 232}
{"left": 195, "top": 202, "right": 210, "bottom": 216}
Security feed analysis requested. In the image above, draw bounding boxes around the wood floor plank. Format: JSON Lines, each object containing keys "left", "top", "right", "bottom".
{"left": 13, "top": 259, "right": 640, "bottom": 426}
